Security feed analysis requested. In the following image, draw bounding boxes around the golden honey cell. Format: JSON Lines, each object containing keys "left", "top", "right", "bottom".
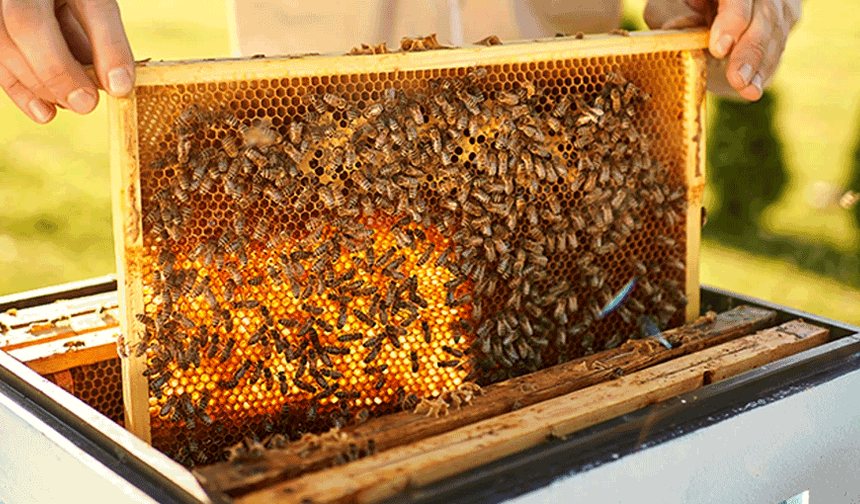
{"left": 120, "top": 41, "right": 700, "bottom": 467}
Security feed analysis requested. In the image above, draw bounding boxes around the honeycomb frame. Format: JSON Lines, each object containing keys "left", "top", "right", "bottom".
{"left": 108, "top": 29, "right": 708, "bottom": 459}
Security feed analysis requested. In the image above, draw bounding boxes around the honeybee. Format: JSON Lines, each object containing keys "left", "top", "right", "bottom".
{"left": 655, "top": 235, "right": 677, "bottom": 248}
{"left": 398, "top": 311, "right": 418, "bottom": 328}
{"left": 248, "top": 217, "right": 270, "bottom": 241}
{"left": 244, "top": 273, "right": 265, "bottom": 287}
{"left": 373, "top": 376, "right": 387, "bottom": 391}
{"left": 257, "top": 183, "right": 283, "bottom": 203}
{"left": 204, "top": 334, "right": 221, "bottom": 360}
{"left": 282, "top": 142, "right": 303, "bottom": 166}
{"left": 664, "top": 207, "right": 681, "bottom": 227}
{"left": 402, "top": 102, "right": 423, "bottom": 126}
{"left": 442, "top": 345, "right": 464, "bottom": 359}
{"left": 158, "top": 395, "right": 179, "bottom": 418}
{"left": 216, "top": 337, "right": 235, "bottom": 363}
{"left": 364, "top": 102, "right": 383, "bottom": 119}
{"left": 201, "top": 286, "right": 218, "bottom": 310}
{"left": 244, "top": 147, "right": 267, "bottom": 169}
{"left": 175, "top": 104, "right": 202, "bottom": 130}
{"left": 323, "top": 93, "right": 346, "bottom": 110}
{"left": 176, "top": 134, "right": 193, "bottom": 165}
{"left": 350, "top": 308, "right": 374, "bottom": 328}
{"left": 314, "top": 185, "right": 337, "bottom": 210}
{"left": 389, "top": 130, "right": 406, "bottom": 148}
{"left": 667, "top": 258, "right": 686, "bottom": 272}
{"left": 282, "top": 120, "right": 303, "bottom": 146}
{"left": 494, "top": 90, "right": 520, "bottom": 107}
{"left": 363, "top": 344, "right": 381, "bottom": 364}
{"left": 428, "top": 127, "right": 443, "bottom": 154}
{"left": 171, "top": 311, "right": 194, "bottom": 330}
{"left": 616, "top": 80, "right": 638, "bottom": 105}
{"left": 307, "top": 94, "right": 327, "bottom": 115}
{"left": 312, "top": 318, "right": 334, "bottom": 336}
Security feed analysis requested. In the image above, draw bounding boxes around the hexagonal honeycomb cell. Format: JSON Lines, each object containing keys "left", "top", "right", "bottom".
{"left": 56, "top": 359, "right": 125, "bottom": 426}
{"left": 119, "top": 42, "right": 701, "bottom": 467}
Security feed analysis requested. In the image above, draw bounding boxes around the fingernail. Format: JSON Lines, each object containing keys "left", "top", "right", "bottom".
{"left": 737, "top": 63, "right": 753, "bottom": 85}
{"left": 67, "top": 88, "right": 97, "bottom": 114}
{"left": 751, "top": 73, "right": 763, "bottom": 94}
{"left": 28, "top": 99, "right": 53, "bottom": 123}
{"left": 714, "top": 34, "right": 733, "bottom": 58}
{"left": 108, "top": 67, "right": 133, "bottom": 96}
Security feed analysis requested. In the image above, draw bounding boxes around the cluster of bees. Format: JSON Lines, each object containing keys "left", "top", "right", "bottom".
{"left": 136, "top": 64, "right": 687, "bottom": 467}
{"left": 223, "top": 425, "right": 377, "bottom": 466}
{"left": 413, "top": 381, "right": 485, "bottom": 418}
{"left": 348, "top": 34, "right": 447, "bottom": 55}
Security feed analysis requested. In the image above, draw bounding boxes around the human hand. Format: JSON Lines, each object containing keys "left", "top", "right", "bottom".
{"left": 644, "top": 0, "right": 801, "bottom": 101}
{"left": 0, "top": 0, "right": 134, "bottom": 124}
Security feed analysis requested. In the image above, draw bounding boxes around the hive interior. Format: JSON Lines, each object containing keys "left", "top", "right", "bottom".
{"left": 71, "top": 359, "right": 125, "bottom": 424}
{"left": 120, "top": 44, "right": 697, "bottom": 467}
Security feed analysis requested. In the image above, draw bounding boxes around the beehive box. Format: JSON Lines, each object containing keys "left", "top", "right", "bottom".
{"left": 108, "top": 29, "right": 708, "bottom": 467}
{"left": 0, "top": 286, "right": 125, "bottom": 426}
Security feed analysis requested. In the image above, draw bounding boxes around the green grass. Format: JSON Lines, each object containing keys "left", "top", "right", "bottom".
{"left": 1, "top": 0, "right": 858, "bottom": 326}
{"left": 0, "top": 3, "right": 229, "bottom": 296}
{"left": 701, "top": 238, "right": 860, "bottom": 318}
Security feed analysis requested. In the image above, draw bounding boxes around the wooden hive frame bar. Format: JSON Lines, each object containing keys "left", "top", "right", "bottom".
{"left": 0, "top": 292, "right": 121, "bottom": 376}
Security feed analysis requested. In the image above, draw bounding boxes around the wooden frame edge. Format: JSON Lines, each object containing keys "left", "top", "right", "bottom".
{"left": 9, "top": 327, "right": 119, "bottom": 376}
{"left": 683, "top": 49, "right": 708, "bottom": 322}
{"left": 22, "top": 343, "right": 117, "bottom": 376}
{"left": 109, "top": 93, "right": 152, "bottom": 444}
{"left": 131, "top": 29, "right": 709, "bottom": 86}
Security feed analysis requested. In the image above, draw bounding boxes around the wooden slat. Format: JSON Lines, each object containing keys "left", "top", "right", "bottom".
{"left": 132, "top": 29, "right": 708, "bottom": 86}
{"left": 196, "top": 305, "right": 776, "bottom": 496}
{"left": 0, "top": 323, "right": 78, "bottom": 351}
{"left": 234, "top": 318, "right": 827, "bottom": 504}
{"left": 0, "top": 311, "right": 120, "bottom": 353}
{"left": 0, "top": 292, "right": 118, "bottom": 351}
{"left": 9, "top": 329, "right": 119, "bottom": 375}
{"left": 0, "top": 287, "right": 120, "bottom": 375}
{"left": 109, "top": 91, "right": 151, "bottom": 444}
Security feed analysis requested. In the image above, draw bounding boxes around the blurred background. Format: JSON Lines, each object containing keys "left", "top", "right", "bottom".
{"left": 1, "top": 0, "right": 859, "bottom": 324}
